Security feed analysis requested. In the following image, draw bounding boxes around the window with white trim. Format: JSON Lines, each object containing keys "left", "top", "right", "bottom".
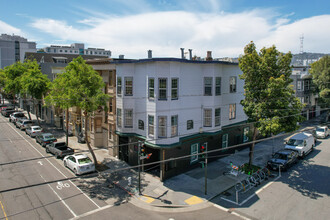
{"left": 190, "top": 143, "right": 199, "bottom": 163}
{"left": 230, "top": 76, "right": 237, "bottom": 93}
{"left": 222, "top": 134, "right": 228, "bottom": 148}
{"left": 117, "top": 77, "right": 122, "bottom": 96}
{"left": 148, "top": 115, "right": 154, "bottom": 136}
{"left": 203, "top": 109, "right": 212, "bottom": 127}
{"left": 229, "top": 104, "right": 236, "bottom": 120}
{"left": 124, "top": 109, "right": 133, "bottom": 128}
{"left": 138, "top": 120, "right": 144, "bottom": 130}
{"left": 305, "top": 80, "right": 310, "bottom": 90}
{"left": 124, "top": 77, "right": 133, "bottom": 96}
{"left": 215, "top": 77, "right": 221, "bottom": 95}
{"left": 171, "top": 115, "right": 178, "bottom": 137}
{"left": 204, "top": 77, "right": 212, "bottom": 96}
{"left": 158, "top": 116, "right": 167, "bottom": 138}
{"left": 187, "top": 120, "right": 193, "bottom": 130}
{"left": 159, "top": 78, "right": 167, "bottom": 100}
{"left": 297, "top": 81, "right": 302, "bottom": 91}
{"left": 148, "top": 78, "right": 155, "bottom": 99}
{"left": 117, "top": 108, "right": 122, "bottom": 128}
{"left": 171, "top": 78, "right": 178, "bottom": 100}
{"left": 215, "top": 108, "right": 221, "bottom": 127}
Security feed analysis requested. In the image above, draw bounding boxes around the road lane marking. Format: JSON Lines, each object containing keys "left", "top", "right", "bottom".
{"left": 38, "top": 161, "right": 43, "bottom": 165}
{"left": 40, "top": 174, "right": 77, "bottom": 218}
{"left": 213, "top": 204, "right": 251, "bottom": 220}
{"left": 68, "top": 204, "right": 113, "bottom": 220}
{"left": 0, "top": 200, "right": 8, "bottom": 220}
{"left": 56, "top": 181, "right": 70, "bottom": 190}
{"left": 4, "top": 119, "right": 101, "bottom": 209}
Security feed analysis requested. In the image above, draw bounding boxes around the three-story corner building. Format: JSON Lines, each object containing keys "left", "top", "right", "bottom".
{"left": 114, "top": 57, "right": 250, "bottom": 180}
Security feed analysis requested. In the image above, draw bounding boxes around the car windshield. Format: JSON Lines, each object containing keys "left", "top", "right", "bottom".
{"left": 78, "top": 157, "right": 92, "bottom": 164}
{"left": 273, "top": 153, "right": 288, "bottom": 160}
{"left": 316, "top": 128, "right": 325, "bottom": 132}
{"left": 287, "top": 139, "right": 303, "bottom": 146}
{"left": 45, "top": 135, "right": 54, "bottom": 139}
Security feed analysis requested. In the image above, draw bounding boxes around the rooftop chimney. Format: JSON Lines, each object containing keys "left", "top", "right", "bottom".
{"left": 148, "top": 50, "right": 152, "bottom": 59}
{"left": 180, "top": 48, "right": 185, "bottom": 59}
{"left": 206, "top": 51, "right": 213, "bottom": 61}
{"left": 189, "top": 49, "right": 193, "bottom": 60}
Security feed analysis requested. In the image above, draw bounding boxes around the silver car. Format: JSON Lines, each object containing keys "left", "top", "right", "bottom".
{"left": 63, "top": 154, "right": 95, "bottom": 175}
{"left": 25, "top": 125, "right": 43, "bottom": 137}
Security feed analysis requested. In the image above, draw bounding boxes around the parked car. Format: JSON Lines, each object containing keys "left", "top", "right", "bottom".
{"left": 36, "top": 133, "right": 57, "bottom": 147}
{"left": 284, "top": 132, "right": 315, "bottom": 158}
{"left": 19, "top": 120, "right": 33, "bottom": 130}
{"left": 63, "top": 154, "right": 95, "bottom": 175}
{"left": 1, "top": 107, "right": 15, "bottom": 116}
{"left": 314, "top": 126, "right": 329, "bottom": 139}
{"left": 0, "top": 105, "right": 13, "bottom": 112}
{"left": 45, "top": 142, "right": 74, "bottom": 159}
{"left": 9, "top": 112, "right": 26, "bottom": 123}
{"left": 267, "top": 149, "right": 299, "bottom": 171}
{"left": 25, "top": 125, "right": 43, "bottom": 137}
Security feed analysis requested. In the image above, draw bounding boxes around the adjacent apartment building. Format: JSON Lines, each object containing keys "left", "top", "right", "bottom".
{"left": 88, "top": 50, "right": 251, "bottom": 180}
{"left": 42, "top": 43, "right": 111, "bottom": 57}
{"left": 0, "top": 34, "right": 36, "bottom": 69}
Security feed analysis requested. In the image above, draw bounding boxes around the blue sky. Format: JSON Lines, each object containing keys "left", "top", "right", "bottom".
{"left": 1, "top": 0, "right": 329, "bottom": 58}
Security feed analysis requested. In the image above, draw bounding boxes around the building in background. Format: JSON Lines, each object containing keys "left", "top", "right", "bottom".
{"left": 42, "top": 43, "right": 111, "bottom": 57}
{"left": 0, "top": 34, "right": 36, "bottom": 69}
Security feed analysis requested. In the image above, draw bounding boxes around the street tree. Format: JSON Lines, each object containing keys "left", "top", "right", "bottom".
{"left": 0, "top": 69, "right": 6, "bottom": 103}
{"left": 309, "top": 55, "right": 330, "bottom": 107}
{"left": 239, "top": 42, "right": 303, "bottom": 166}
{"left": 20, "top": 60, "right": 50, "bottom": 126}
{"left": 3, "top": 61, "right": 26, "bottom": 104}
{"left": 45, "top": 56, "right": 109, "bottom": 166}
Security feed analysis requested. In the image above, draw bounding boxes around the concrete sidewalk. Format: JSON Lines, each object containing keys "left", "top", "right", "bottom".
{"left": 13, "top": 105, "right": 323, "bottom": 212}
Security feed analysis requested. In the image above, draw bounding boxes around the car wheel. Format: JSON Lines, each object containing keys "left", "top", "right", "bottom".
{"left": 55, "top": 154, "right": 60, "bottom": 159}
{"left": 74, "top": 168, "right": 78, "bottom": 175}
{"left": 46, "top": 148, "right": 50, "bottom": 153}
{"left": 311, "top": 145, "right": 314, "bottom": 151}
{"left": 64, "top": 161, "right": 67, "bottom": 167}
{"left": 302, "top": 152, "right": 306, "bottom": 159}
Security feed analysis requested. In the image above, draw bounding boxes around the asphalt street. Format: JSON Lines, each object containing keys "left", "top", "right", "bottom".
{"left": 212, "top": 135, "right": 330, "bottom": 220}
{"left": 0, "top": 116, "right": 108, "bottom": 220}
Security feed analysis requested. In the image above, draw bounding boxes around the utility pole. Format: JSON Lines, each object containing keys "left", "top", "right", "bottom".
{"left": 138, "top": 141, "right": 141, "bottom": 195}
{"left": 204, "top": 142, "right": 208, "bottom": 195}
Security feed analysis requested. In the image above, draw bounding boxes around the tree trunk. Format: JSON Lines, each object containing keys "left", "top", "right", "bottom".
{"left": 84, "top": 112, "right": 98, "bottom": 167}
{"left": 34, "top": 99, "right": 41, "bottom": 126}
{"left": 248, "top": 126, "right": 258, "bottom": 166}
{"left": 66, "top": 108, "right": 69, "bottom": 146}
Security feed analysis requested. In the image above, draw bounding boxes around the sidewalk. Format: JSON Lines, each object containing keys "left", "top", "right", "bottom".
{"left": 15, "top": 106, "right": 323, "bottom": 212}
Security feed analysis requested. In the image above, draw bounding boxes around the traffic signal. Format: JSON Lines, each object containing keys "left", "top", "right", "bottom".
{"left": 140, "top": 144, "right": 146, "bottom": 157}
{"left": 200, "top": 144, "right": 206, "bottom": 160}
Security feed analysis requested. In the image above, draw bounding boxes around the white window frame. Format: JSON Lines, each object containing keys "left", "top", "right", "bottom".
{"left": 305, "top": 80, "right": 310, "bottom": 90}
{"left": 117, "top": 108, "right": 122, "bottom": 128}
{"left": 124, "top": 109, "right": 133, "bottom": 128}
{"left": 243, "top": 127, "right": 249, "bottom": 143}
{"left": 215, "top": 77, "right": 221, "bottom": 96}
{"left": 190, "top": 143, "right": 199, "bottom": 163}
{"left": 148, "top": 77, "right": 155, "bottom": 99}
{"left": 117, "top": 77, "right": 122, "bottom": 96}
{"left": 148, "top": 115, "right": 154, "bottom": 136}
{"left": 158, "top": 78, "right": 167, "bottom": 100}
{"left": 124, "top": 77, "right": 133, "bottom": 96}
{"left": 297, "top": 81, "right": 302, "bottom": 91}
{"left": 204, "top": 77, "right": 212, "bottom": 96}
{"left": 215, "top": 108, "right": 221, "bottom": 127}
{"left": 222, "top": 134, "right": 228, "bottom": 148}
{"left": 171, "top": 115, "right": 178, "bottom": 137}
{"left": 229, "top": 104, "right": 236, "bottom": 120}
{"left": 171, "top": 78, "right": 178, "bottom": 100}
{"left": 230, "top": 76, "right": 237, "bottom": 93}
{"left": 204, "top": 109, "right": 212, "bottom": 127}
{"left": 158, "top": 116, "right": 167, "bottom": 138}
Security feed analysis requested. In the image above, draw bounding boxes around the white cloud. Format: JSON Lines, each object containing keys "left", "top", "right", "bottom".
{"left": 0, "top": 20, "right": 23, "bottom": 35}
{"left": 30, "top": 11, "right": 330, "bottom": 59}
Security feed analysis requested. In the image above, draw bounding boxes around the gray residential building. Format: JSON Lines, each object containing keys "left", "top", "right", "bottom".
{"left": 0, "top": 34, "right": 36, "bottom": 69}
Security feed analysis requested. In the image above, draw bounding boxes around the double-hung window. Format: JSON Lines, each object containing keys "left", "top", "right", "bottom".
{"left": 159, "top": 78, "right": 167, "bottom": 100}
{"left": 190, "top": 143, "right": 199, "bottom": 163}
{"left": 124, "top": 77, "right": 133, "bottom": 96}
{"left": 222, "top": 134, "right": 228, "bottom": 148}
{"left": 215, "top": 77, "right": 221, "bottom": 95}
{"left": 117, "top": 108, "right": 122, "bottom": 128}
{"left": 204, "top": 77, "right": 212, "bottom": 96}
{"left": 229, "top": 104, "right": 236, "bottom": 120}
{"left": 117, "top": 77, "right": 122, "bottom": 96}
{"left": 230, "top": 76, "right": 237, "bottom": 93}
{"left": 215, "top": 108, "right": 221, "bottom": 127}
{"left": 243, "top": 127, "right": 249, "bottom": 142}
{"left": 297, "top": 81, "right": 302, "bottom": 91}
{"left": 158, "top": 116, "right": 167, "bottom": 138}
{"left": 148, "top": 78, "right": 155, "bottom": 99}
{"left": 124, "top": 109, "right": 133, "bottom": 128}
{"left": 203, "top": 109, "right": 212, "bottom": 127}
{"left": 171, "top": 78, "right": 178, "bottom": 100}
{"left": 148, "top": 115, "right": 154, "bottom": 136}
{"left": 171, "top": 115, "right": 178, "bottom": 137}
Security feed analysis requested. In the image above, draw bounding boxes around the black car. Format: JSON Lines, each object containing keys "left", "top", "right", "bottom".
{"left": 1, "top": 107, "right": 16, "bottom": 117}
{"left": 36, "top": 133, "right": 57, "bottom": 147}
{"left": 267, "top": 149, "right": 299, "bottom": 171}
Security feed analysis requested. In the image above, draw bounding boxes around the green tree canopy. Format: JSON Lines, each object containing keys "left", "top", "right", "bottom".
{"left": 239, "top": 42, "right": 303, "bottom": 165}
{"left": 3, "top": 61, "right": 27, "bottom": 102}
{"left": 309, "top": 55, "right": 330, "bottom": 107}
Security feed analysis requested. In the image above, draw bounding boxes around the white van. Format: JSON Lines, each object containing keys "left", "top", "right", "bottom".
{"left": 285, "top": 132, "right": 315, "bottom": 158}
{"left": 315, "top": 126, "right": 329, "bottom": 139}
